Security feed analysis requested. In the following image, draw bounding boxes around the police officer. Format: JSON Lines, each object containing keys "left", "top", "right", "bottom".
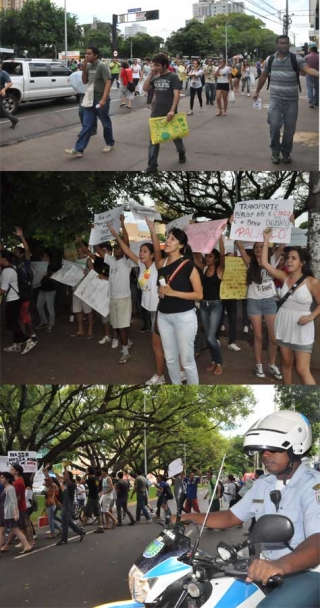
{"left": 0, "top": 60, "right": 19, "bottom": 129}
{"left": 178, "top": 410, "right": 320, "bottom": 608}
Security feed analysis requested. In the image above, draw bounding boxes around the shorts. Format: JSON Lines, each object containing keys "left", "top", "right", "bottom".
{"left": 276, "top": 339, "right": 313, "bottom": 354}
{"left": 216, "top": 83, "right": 229, "bottom": 91}
{"left": 247, "top": 296, "right": 277, "bottom": 316}
{"left": 84, "top": 498, "right": 101, "bottom": 518}
{"left": 109, "top": 297, "right": 132, "bottom": 329}
{"left": 20, "top": 300, "right": 31, "bottom": 324}
{"left": 101, "top": 495, "right": 112, "bottom": 512}
{"left": 72, "top": 294, "right": 92, "bottom": 315}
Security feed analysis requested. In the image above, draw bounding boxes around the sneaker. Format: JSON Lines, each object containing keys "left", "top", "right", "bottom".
{"left": 282, "top": 153, "right": 292, "bottom": 164}
{"left": 99, "top": 335, "right": 111, "bottom": 345}
{"left": 33, "top": 534, "right": 37, "bottom": 540}
{"left": 65, "top": 148, "right": 83, "bottom": 158}
{"left": 10, "top": 118, "right": 19, "bottom": 129}
{"left": 4, "top": 343, "right": 21, "bottom": 353}
{"left": 179, "top": 153, "right": 186, "bottom": 164}
{"left": 255, "top": 364, "right": 265, "bottom": 379}
{"left": 103, "top": 146, "right": 114, "bottom": 153}
{"left": 111, "top": 338, "right": 119, "bottom": 349}
{"left": 146, "top": 519, "right": 153, "bottom": 524}
{"left": 241, "top": 92, "right": 245, "bottom": 95}
{"left": 46, "top": 326, "right": 53, "bottom": 332}
{"left": 268, "top": 363, "right": 282, "bottom": 381}
{"left": 228, "top": 343, "right": 241, "bottom": 352}
{"left": 145, "top": 166, "right": 158, "bottom": 172}
{"left": 180, "top": 371, "right": 187, "bottom": 383}
{"left": 69, "top": 315, "right": 74, "bottom": 323}
{"left": 243, "top": 325, "right": 249, "bottom": 334}
{"left": 271, "top": 152, "right": 280, "bottom": 165}
{"left": 220, "top": 325, "right": 225, "bottom": 331}
{"left": 119, "top": 353, "right": 131, "bottom": 364}
{"left": 128, "top": 521, "right": 135, "bottom": 526}
{"left": 21, "top": 339, "right": 37, "bottom": 356}
{"left": 145, "top": 373, "right": 165, "bottom": 385}
{"left": 247, "top": 93, "right": 250, "bottom": 97}
{"left": 128, "top": 339, "right": 133, "bottom": 349}
{"left": 139, "top": 326, "right": 149, "bottom": 333}
{"left": 93, "top": 527, "right": 104, "bottom": 533}
{"left": 187, "top": 110, "right": 193, "bottom": 116}
{"left": 36, "top": 323, "right": 48, "bottom": 329}
{"left": 199, "top": 108, "right": 203, "bottom": 112}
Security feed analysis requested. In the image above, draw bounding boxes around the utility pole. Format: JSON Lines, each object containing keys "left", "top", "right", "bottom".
{"left": 284, "top": 0, "right": 289, "bottom": 35}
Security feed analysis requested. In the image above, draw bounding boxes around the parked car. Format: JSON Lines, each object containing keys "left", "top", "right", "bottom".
{"left": 2, "top": 58, "right": 79, "bottom": 114}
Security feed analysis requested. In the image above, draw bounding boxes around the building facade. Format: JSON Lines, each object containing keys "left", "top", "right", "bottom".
{"left": 309, "top": 0, "right": 319, "bottom": 43}
{"left": 193, "top": 0, "right": 245, "bottom": 19}
{"left": 124, "top": 23, "right": 148, "bottom": 38}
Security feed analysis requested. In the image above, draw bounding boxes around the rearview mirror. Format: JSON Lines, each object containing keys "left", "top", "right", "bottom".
{"left": 250, "top": 515, "right": 294, "bottom": 545}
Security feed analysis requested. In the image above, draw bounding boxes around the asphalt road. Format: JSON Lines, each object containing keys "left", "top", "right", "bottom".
{"left": 0, "top": 494, "right": 249, "bottom": 608}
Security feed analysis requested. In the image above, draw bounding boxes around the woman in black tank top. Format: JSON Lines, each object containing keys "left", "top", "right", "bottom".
{"left": 194, "top": 236, "right": 225, "bottom": 375}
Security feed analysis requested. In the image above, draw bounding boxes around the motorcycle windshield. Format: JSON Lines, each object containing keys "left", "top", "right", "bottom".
{"left": 135, "top": 529, "right": 191, "bottom": 574}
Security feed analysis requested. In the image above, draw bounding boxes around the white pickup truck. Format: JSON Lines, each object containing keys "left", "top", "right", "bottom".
{"left": 2, "top": 58, "right": 79, "bottom": 114}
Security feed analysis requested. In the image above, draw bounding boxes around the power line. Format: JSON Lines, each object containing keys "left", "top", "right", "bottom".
{"left": 244, "top": 0, "right": 279, "bottom": 18}
{"left": 228, "top": 0, "right": 281, "bottom": 25}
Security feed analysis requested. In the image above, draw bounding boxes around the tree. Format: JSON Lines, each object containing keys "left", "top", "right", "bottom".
{"left": 225, "top": 435, "right": 254, "bottom": 475}
{"left": 0, "top": 0, "right": 82, "bottom": 58}
{"left": 274, "top": 386, "right": 320, "bottom": 450}
{"left": 206, "top": 14, "right": 278, "bottom": 58}
{"left": 166, "top": 21, "right": 215, "bottom": 57}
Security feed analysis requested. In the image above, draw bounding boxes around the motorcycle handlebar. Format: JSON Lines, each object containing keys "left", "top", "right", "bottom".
{"left": 224, "top": 567, "right": 284, "bottom": 587}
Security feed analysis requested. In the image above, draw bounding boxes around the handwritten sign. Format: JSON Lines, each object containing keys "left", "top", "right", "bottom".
{"left": 8, "top": 451, "right": 38, "bottom": 473}
{"left": 0, "top": 456, "right": 9, "bottom": 472}
{"left": 220, "top": 257, "right": 247, "bottom": 299}
{"left": 290, "top": 227, "right": 307, "bottom": 247}
{"left": 230, "top": 200, "right": 294, "bottom": 243}
{"left": 89, "top": 206, "right": 124, "bottom": 246}
{"left": 129, "top": 201, "right": 162, "bottom": 221}
{"left": 51, "top": 261, "right": 85, "bottom": 287}
{"left": 74, "top": 269, "right": 110, "bottom": 317}
{"left": 168, "top": 457, "right": 184, "bottom": 478}
{"left": 31, "top": 261, "right": 48, "bottom": 287}
{"left": 166, "top": 214, "right": 193, "bottom": 234}
{"left": 149, "top": 112, "right": 189, "bottom": 145}
{"left": 185, "top": 219, "right": 227, "bottom": 253}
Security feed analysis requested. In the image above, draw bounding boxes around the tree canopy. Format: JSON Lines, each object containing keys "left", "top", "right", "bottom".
{"left": 275, "top": 386, "right": 320, "bottom": 450}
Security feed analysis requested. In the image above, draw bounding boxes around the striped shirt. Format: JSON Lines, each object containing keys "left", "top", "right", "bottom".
{"left": 263, "top": 52, "right": 306, "bottom": 100}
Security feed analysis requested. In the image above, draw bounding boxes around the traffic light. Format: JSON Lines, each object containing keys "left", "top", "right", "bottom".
{"left": 145, "top": 10, "right": 159, "bottom": 20}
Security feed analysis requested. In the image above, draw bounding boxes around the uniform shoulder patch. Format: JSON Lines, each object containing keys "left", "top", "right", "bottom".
{"left": 312, "top": 484, "right": 320, "bottom": 491}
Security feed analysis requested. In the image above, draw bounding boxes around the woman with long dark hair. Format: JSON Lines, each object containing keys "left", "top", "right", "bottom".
{"left": 156, "top": 228, "right": 203, "bottom": 385}
{"left": 261, "top": 229, "right": 320, "bottom": 384}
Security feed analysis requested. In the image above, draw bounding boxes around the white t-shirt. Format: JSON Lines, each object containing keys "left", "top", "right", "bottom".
{"left": 76, "top": 484, "right": 86, "bottom": 501}
{"left": 242, "top": 66, "right": 251, "bottom": 78}
{"left": 25, "top": 488, "right": 33, "bottom": 509}
{"left": 1, "top": 267, "right": 20, "bottom": 302}
{"left": 132, "top": 63, "right": 141, "bottom": 78}
{"left": 138, "top": 261, "right": 159, "bottom": 312}
{"left": 247, "top": 254, "right": 278, "bottom": 299}
{"left": 104, "top": 255, "right": 134, "bottom": 299}
{"left": 216, "top": 66, "right": 231, "bottom": 84}
{"left": 189, "top": 69, "right": 203, "bottom": 88}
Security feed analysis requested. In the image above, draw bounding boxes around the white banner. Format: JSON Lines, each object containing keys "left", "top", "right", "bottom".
{"left": 290, "top": 227, "right": 307, "bottom": 247}
{"left": 51, "top": 261, "right": 85, "bottom": 287}
{"left": 8, "top": 451, "right": 38, "bottom": 473}
{"left": 33, "top": 467, "right": 46, "bottom": 489}
{"left": 166, "top": 214, "right": 193, "bottom": 234}
{"left": 129, "top": 201, "right": 162, "bottom": 221}
{"left": 168, "top": 457, "right": 184, "bottom": 478}
{"left": 74, "top": 269, "right": 110, "bottom": 317}
{"left": 89, "top": 206, "right": 124, "bottom": 246}
{"left": 31, "top": 261, "right": 48, "bottom": 287}
{"left": 0, "top": 456, "right": 10, "bottom": 472}
{"left": 230, "top": 200, "right": 294, "bottom": 243}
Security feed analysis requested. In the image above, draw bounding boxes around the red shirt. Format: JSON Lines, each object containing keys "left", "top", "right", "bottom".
{"left": 121, "top": 68, "right": 133, "bottom": 84}
{"left": 14, "top": 476, "right": 27, "bottom": 512}
{"left": 168, "top": 65, "right": 175, "bottom": 72}
{"left": 305, "top": 52, "right": 319, "bottom": 71}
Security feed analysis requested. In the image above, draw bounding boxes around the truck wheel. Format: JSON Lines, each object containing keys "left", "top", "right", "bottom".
{"left": 2, "top": 92, "right": 19, "bottom": 115}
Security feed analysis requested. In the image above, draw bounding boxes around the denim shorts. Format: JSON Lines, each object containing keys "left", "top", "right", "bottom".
{"left": 276, "top": 339, "right": 313, "bottom": 354}
{"left": 247, "top": 296, "right": 277, "bottom": 316}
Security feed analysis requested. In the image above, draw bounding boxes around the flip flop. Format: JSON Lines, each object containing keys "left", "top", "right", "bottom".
{"left": 214, "top": 365, "right": 223, "bottom": 375}
{"left": 19, "top": 547, "right": 33, "bottom": 555}
{"left": 216, "top": 111, "right": 222, "bottom": 116}
{"left": 206, "top": 363, "right": 216, "bottom": 372}
{"left": 70, "top": 333, "right": 85, "bottom": 338}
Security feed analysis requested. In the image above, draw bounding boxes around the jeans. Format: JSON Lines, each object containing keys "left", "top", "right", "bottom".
{"left": 242, "top": 77, "right": 250, "bottom": 93}
{"left": 306, "top": 75, "right": 319, "bottom": 106}
{"left": 5, "top": 300, "right": 28, "bottom": 344}
{"left": 46, "top": 504, "right": 59, "bottom": 534}
{"left": 148, "top": 132, "right": 185, "bottom": 169}
{"left": 157, "top": 308, "right": 199, "bottom": 384}
{"left": 267, "top": 97, "right": 299, "bottom": 154}
{"left": 205, "top": 82, "right": 216, "bottom": 104}
{"left": 60, "top": 508, "right": 83, "bottom": 542}
{"left": 136, "top": 494, "right": 151, "bottom": 521}
{"left": 116, "top": 499, "right": 135, "bottom": 525}
{"left": 75, "top": 97, "right": 114, "bottom": 152}
{"left": 190, "top": 86, "right": 203, "bottom": 110}
{"left": 217, "top": 299, "right": 238, "bottom": 344}
{"left": 111, "top": 73, "right": 120, "bottom": 88}
{"left": 78, "top": 94, "right": 97, "bottom": 134}
{"left": 242, "top": 299, "right": 250, "bottom": 327}
{"left": 37, "top": 290, "right": 56, "bottom": 327}
{"left": 200, "top": 300, "right": 223, "bottom": 364}
{"left": 0, "top": 99, "right": 17, "bottom": 123}
{"left": 256, "top": 571, "right": 320, "bottom": 608}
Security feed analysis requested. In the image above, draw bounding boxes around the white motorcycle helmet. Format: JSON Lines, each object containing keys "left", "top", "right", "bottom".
{"left": 243, "top": 410, "right": 312, "bottom": 461}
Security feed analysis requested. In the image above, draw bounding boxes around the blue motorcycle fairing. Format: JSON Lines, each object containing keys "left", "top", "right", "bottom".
{"left": 142, "top": 556, "right": 192, "bottom": 579}
{"left": 214, "top": 579, "right": 260, "bottom": 608}
{"left": 97, "top": 601, "right": 144, "bottom": 608}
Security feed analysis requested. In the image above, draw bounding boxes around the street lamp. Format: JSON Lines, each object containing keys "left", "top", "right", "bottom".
{"left": 143, "top": 394, "right": 158, "bottom": 478}
{"left": 225, "top": 21, "right": 232, "bottom": 62}
{"left": 64, "top": 0, "right": 68, "bottom": 66}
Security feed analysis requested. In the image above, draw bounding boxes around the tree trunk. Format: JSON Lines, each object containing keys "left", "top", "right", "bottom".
{"left": 308, "top": 171, "right": 320, "bottom": 369}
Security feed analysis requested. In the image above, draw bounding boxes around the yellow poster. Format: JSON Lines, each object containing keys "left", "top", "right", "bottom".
{"left": 149, "top": 112, "right": 189, "bottom": 145}
{"left": 220, "top": 257, "right": 247, "bottom": 299}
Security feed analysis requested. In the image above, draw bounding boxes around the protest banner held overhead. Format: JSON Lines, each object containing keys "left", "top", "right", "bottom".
{"left": 51, "top": 260, "right": 85, "bottom": 287}
{"left": 8, "top": 451, "right": 38, "bottom": 473}
{"left": 230, "top": 200, "right": 294, "bottom": 243}
{"left": 89, "top": 206, "right": 124, "bottom": 246}
{"left": 31, "top": 261, "right": 48, "bottom": 287}
{"left": 74, "top": 269, "right": 110, "bottom": 318}
{"left": 184, "top": 219, "right": 227, "bottom": 253}
{"left": 220, "top": 257, "right": 247, "bottom": 299}
{"left": 129, "top": 201, "right": 162, "bottom": 222}
{"left": 166, "top": 214, "right": 193, "bottom": 234}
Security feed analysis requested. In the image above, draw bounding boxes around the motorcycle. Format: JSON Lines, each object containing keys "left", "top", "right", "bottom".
{"left": 99, "top": 468, "right": 294, "bottom": 608}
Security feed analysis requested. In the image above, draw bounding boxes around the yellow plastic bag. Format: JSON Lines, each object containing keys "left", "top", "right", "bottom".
{"left": 149, "top": 112, "right": 189, "bottom": 145}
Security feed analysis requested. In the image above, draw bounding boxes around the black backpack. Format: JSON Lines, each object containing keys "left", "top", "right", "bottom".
{"left": 164, "top": 484, "right": 173, "bottom": 500}
{"left": 7, "top": 264, "right": 33, "bottom": 302}
{"left": 267, "top": 52, "right": 301, "bottom": 92}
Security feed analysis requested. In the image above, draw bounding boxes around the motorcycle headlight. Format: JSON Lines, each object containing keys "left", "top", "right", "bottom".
{"left": 128, "top": 565, "right": 157, "bottom": 603}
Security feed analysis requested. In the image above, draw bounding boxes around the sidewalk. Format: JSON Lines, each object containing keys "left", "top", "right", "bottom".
{"left": 2, "top": 82, "right": 318, "bottom": 171}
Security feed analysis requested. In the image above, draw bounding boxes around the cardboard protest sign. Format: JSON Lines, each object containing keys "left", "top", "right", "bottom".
{"left": 290, "top": 227, "right": 307, "bottom": 247}
{"left": 8, "top": 451, "right": 38, "bottom": 473}
{"left": 166, "top": 214, "right": 193, "bottom": 234}
{"left": 184, "top": 219, "right": 227, "bottom": 253}
{"left": 149, "top": 112, "right": 189, "bottom": 145}
{"left": 31, "top": 261, "right": 48, "bottom": 287}
{"left": 168, "top": 458, "right": 184, "bottom": 478}
{"left": 0, "top": 456, "right": 10, "bottom": 472}
{"left": 74, "top": 269, "right": 110, "bottom": 317}
{"left": 89, "top": 206, "right": 124, "bottom": 246}
{"left": 230, "top": 200, "right": 294, "bottom": 243}
{"left": 129, "top": 201, "right": 162, "bottom": 222}
{"left": 220, "top": 257, "right": 247, "bottom": 299}
{"left": 51, "top": 261, "right": 85, "bottom": 287}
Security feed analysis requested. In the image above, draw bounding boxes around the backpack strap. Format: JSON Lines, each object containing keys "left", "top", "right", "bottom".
{"left": 266, "top": 54, "right": 275, "bottom": 90}
{"left": 167, "top": 259, "right": 190, "bottom": 286}
{"left": 5, "top": 266, "right": 20, "bottom": 298}
{"left": 290, "top": 52, "right": 301, "bottom": 92}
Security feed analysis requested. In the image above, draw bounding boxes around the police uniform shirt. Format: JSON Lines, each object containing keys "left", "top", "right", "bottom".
{"left": 231, "top": 463, "right": 320, "bottom": 561}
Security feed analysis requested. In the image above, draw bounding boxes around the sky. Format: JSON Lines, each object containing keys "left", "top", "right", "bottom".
{"left": 221, "top": 385, "right": 277, "bottom": 437}
{"left": 55, "top": 0, "right": 312, "bottom": 47}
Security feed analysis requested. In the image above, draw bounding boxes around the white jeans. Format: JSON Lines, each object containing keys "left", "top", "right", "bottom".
{"left": 157, "top": 308, "right": 199, "bottom": 385}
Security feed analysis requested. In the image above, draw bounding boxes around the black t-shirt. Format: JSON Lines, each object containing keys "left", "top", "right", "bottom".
{"left": 158, "top": 257, "right": 195, "bottom": 314}
{"left": 87, "top": 476, "right": 99, "bottom": 500}
{"left": 150, "top": 71, "right": 181, "bottom": 117}
{"left": 93, "top": 255, "right": 110, "bottom": 278}
{"left": 201, "top": 268, "right": 221, "bottom": 300}
{"left": 116, "top": 479, "right": 129, "bottom": 500}
{"left": 62, "top": 482, "right": 76, "bottom": 510}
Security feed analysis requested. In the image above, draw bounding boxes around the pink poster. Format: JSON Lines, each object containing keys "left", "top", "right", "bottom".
{"left": 185, "top": 219, "right": 228, "bottom": 253}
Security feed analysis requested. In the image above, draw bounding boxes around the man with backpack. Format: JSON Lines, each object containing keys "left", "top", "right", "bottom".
{"left": 13, "top": 226, "right": 38, "bottom": 343}
{"left": 253, "top": 35, "right": 319, "bottom": 164}
{"left": 0, "top": 249, "right": 37, "bottom": 355}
